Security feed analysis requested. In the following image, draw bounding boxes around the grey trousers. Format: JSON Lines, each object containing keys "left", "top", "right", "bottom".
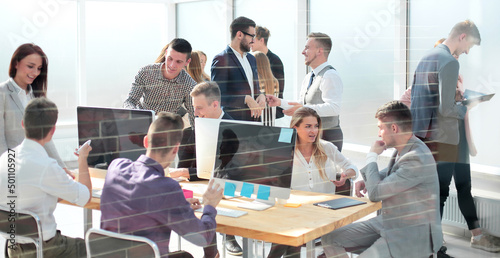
{"left": 8, "top": 230, "right": 86, "bottom": 258}
{"left": 322, "top": 216, "right": 391, "bottom": 258}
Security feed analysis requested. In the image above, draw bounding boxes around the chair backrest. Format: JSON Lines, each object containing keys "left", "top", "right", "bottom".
{"left": 85, "top": 228, "right": 161, "bottom": 258}
{"left": 0, "top": 205, "right": 44, "bottom": 258}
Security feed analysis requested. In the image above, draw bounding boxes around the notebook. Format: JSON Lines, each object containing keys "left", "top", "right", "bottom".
{"left": 314, "top": 198, "right": 366, "bottom": 210}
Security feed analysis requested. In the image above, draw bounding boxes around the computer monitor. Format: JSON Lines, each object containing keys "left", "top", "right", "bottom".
{"left": 77, "top": 106, "right": 155, "bottom": 169}
{"left": 195, "top": 118, "right": 296, "bottom": 205}
{"left": 195, "top": 118, "right": 261, "bottom": 180}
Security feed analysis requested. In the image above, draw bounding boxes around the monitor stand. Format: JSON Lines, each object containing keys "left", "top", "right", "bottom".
{"left": 237, "top": 198, "right": 282, "bottom": 211}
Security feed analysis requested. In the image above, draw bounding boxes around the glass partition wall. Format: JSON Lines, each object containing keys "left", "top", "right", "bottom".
{"left": 0, "top": 0, "right": 497, "bottom": 173}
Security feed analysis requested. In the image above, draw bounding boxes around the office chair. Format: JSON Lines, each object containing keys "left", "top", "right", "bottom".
{"left": 335, "top": 178, "right": 353, "bottom": 196}
{"left": 85, "top": 228, "right": 160, "bottom": 258}
{"left": 0, "top": 205, "right": 44, "bottom": 258}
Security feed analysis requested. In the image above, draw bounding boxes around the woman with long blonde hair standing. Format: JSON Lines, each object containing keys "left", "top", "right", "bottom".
{"left": 186, "top": 51, "right": 205, "bottom": 83}
{"left": 254, "top": 51, "right": 279, "bottom": 126}
{"left": 194, "top": 50, "right": 211, "bottom": 81}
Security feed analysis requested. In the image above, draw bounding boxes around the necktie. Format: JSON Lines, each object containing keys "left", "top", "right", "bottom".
{"left": 307, "top": 72, "right": 315, "bottom": 90}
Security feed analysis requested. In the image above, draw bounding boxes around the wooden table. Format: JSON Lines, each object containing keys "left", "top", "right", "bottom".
{"left": 62, "top": 169, "right": 381, "bottom": 258}
{"left": 183, "top": 182, "right": 381, "bottom": 257}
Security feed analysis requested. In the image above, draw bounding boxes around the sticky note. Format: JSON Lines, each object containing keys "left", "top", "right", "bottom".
{"left": 278, "top": 128, "right": 293, "bottom": 143}
{"left": 284, "top": 203, "right": 302, "bottom": 208}
{"left": 257, "top": 185, "right": 271, "bottom": 200}
{"left": 240, "top": 182, "right": 254, "bottom": 198}
{"left": 224, "top": 182, "right": 236, "bottom": 197}
{"left": 182, "top": 189, "right": 193, "bottom": 199}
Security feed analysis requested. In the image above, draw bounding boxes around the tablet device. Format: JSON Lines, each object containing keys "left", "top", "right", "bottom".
{"left": 314, "top": 198, "right": 366, "bottom": 210}
{"left": 462, "top": 89, "right": 495, "bottom": 105}
{"left": 462, "top": 93, "right": 495, "bottom": 105}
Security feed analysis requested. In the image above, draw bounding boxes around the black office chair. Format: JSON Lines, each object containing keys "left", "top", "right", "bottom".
{"left": 85, "top": 228, "right": 160, "bottom": 258}
{"left": 335, "top": 178, "right": 353, "bottom": 196}
{"left": 0, "top": 205, "right": 44, "bottom": 258}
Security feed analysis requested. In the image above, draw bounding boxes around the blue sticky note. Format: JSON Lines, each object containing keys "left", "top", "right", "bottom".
{"left": 224, "top": 182, "right": 236, "bottom": 197}
{"left": 240, "top": 182, "right": 254, "bottom": 198}
{"left": 278, "top": 128, "right": 293, "bottom": 143}
{"left": 257, "top": 185, "right": 271, "bottom": 200}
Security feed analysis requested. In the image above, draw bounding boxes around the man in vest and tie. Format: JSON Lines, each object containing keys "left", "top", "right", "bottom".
{"left": 267, "top": 32, "right": 344, "bottom": 151}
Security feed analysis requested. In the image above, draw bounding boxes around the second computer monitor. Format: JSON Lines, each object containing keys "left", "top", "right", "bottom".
{"left": 216, "top": 121, "right": 296, "bottom": 200}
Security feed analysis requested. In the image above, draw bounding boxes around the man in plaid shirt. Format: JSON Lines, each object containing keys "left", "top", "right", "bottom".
{"left": 124, "top": 38, "right": 196, "bottom": 127}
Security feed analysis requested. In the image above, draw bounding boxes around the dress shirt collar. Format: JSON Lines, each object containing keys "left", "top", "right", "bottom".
{"left": 21, "top": 138, "right": 49, "bottom": 158}
{"left": 136, "top": 154, "right": 165, "bottom": 175}
{"left": 229, "top": 45, "right": 247, "bottom": 59}
{"left": 218, "top": 110, "right": 225, "bottom": 119}
{"left": 9, "top": 77, "right": 33, "bottom": 94}
{"left": 312, "top": 62, "right": 329, "bottom": 76}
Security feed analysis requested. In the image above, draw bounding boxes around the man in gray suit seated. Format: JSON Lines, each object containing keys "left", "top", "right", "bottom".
{"left": 322, "top": 101, "right": 442, "bottom": 258}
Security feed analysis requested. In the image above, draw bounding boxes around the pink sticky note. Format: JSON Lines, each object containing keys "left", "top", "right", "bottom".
{"left": 183, "top": 189, "right": 193, "bottom": 199}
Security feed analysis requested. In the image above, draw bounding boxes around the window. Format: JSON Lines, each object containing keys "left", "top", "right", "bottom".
{"left": 310, "top": 0, "right": 397, "bottom": 146}
{"left": 409, "top": 0, "right": 499, "bottom": 169}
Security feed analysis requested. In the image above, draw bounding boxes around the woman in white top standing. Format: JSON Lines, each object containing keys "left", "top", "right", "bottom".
{"left": 268, "top": 107, "right": 358, "bottom": 258}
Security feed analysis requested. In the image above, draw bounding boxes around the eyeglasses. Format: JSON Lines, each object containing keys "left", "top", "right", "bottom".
{"left": 240, "top": 31, "right": 256, "bottom": 39}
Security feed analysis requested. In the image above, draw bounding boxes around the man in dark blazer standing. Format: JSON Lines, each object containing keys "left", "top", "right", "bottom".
{"left": 211, "top": 16, "right": 265, "bottom": 122}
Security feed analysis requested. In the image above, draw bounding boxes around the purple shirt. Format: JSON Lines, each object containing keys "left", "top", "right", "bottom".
{"left": 100, "top": 155, "right": 217, "bottom": 256}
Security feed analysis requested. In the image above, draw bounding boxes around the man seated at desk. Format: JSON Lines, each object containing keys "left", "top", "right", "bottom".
{"left": 169, "top": 81, "right": 233, "bottom": 181}
{"left": 169, "top": 81, "right": 243, "bottom": 256}
{"left": 0, "top": 98, "right": 92, "bottom": 257}
{"left": 100, "top": 112, "right": 223, "bottom": 257}
{"left": 322, "top": 101, "right": 443, "bottom": 258}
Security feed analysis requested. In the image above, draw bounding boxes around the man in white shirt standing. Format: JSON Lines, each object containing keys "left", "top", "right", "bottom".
{"left": 267, "top": 32, "right": 344, "bottom": 151}
{"left": 0, "top": 97, "right": 92, "bottom": 257}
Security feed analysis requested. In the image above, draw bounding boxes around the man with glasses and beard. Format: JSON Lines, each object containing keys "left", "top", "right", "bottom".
{"left": 211, "top": 16, "right": 265, "bottom": 122}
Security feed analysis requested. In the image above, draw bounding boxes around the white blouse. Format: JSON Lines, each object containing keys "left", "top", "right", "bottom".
{"left": 291, "top": 140, "right": 358, "bottom": 194}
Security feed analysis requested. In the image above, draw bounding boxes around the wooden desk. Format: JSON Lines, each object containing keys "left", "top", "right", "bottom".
{"left": 63, "top": 169, "right": 381, "bottom": 257}
{"left": 183, "top": 182, "right": 381, "bottom": 257}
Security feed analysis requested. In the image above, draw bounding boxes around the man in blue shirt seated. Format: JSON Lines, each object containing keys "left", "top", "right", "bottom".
{"left": 100, "top": 112, "right": 223, "bottom": 257}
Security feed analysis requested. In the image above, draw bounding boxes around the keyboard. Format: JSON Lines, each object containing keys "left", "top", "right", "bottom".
{"left": 196, "top": 207, "right": 248, "bottom": 218}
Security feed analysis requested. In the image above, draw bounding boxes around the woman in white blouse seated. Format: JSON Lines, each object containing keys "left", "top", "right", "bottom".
{"left": 290, "top": 107, "right": 358, "bottom": 193}
{"left": 268, "top": 107, "right": 358, "bottom": 258}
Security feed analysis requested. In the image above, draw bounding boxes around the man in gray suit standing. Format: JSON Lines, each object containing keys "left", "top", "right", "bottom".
{"left": 410, "top": 20, "right": 480, "bottom": 151}
{"left": 322, "top": 101, "right": 442, "bottom": 258}
{"left": 410, "top": 21, "right": 500, "bottom": 253}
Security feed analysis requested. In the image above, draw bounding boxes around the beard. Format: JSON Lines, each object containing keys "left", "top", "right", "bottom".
{"left": 305, "top": 56, "right": 315, "bottom": 66}
{"left": 240, "top": 40, "right": 251, "bottom": 53}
